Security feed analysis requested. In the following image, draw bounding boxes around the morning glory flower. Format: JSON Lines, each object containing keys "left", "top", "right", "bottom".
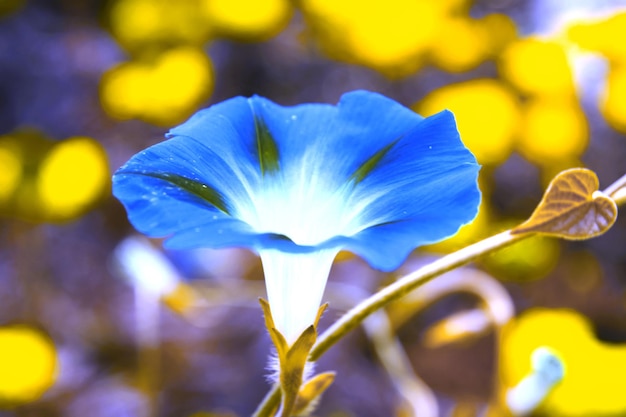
{"left": 113, "top": 90, "right": 480, "bottom": 344}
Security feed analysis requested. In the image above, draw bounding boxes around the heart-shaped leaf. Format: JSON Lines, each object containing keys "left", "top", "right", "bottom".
{"left": 512, "top": 168, "right": 617, "bottom": 239}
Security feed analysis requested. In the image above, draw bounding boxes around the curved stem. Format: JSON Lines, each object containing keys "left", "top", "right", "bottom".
{"left": 253, "top": 383, "right": 281, "bottom": 417}
{"left": 603, "top": 172, "right": 626, "bottom": 198}
{"left": 312, "top": 175, "right": 626, "bottom": 360}
{"left": 612, "top": 187, "right": 626, "bottom": 206}
{"left": 310, "top": 230, "right": 524, "bottom": 361}
{"left": 364, "top": 311, "right": 439, "bottom": 417}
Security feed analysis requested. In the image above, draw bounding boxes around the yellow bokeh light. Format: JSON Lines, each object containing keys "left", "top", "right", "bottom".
{"left": 100, "top": 47, "right": 214, "bottom": 126}
{"left": 601, "top": 65, "right": 626, "bottom": 132}
{"left": 0, "top": 325, "right": 57, "bottom": 405}
{"left": 500, "top": 308, "right": 626, "bottom": 417}
{"left": 481, "top": 13, "right": 518, "bottom": 55}
{"left": 37, "top": 136, "right": 109, "bottom": 220}
{"left": 0, "top": 0, "right": 24, "bottom": 16}
{"left": 484, "top": 232, "right": 560, "bottom": 281}
{"left": 429, "top": 17, "right": 491, "bottom": 73}
{"left": 499, "top": 38, "right": 576, "bottom": 96}
{"left": 517, "top": 97, "right": 588, "bottom": 165}
{"left": 302, "top": 0, "right": 451, "bottom": 76}
{"left": 567, "top": 11, "right": 626, "bottom": 63}
{"left": 424, "top": 195, "right": 491, "bottom": 253}
{"left": 416, "top": 79, "right": 521, "bottom": 165}
{"left": 0, "top": 138, "right": 23, "bottom": 202}
{"left": 200, "top": 0, "right": 292, "bottom": 41}
{"left": 430, "top": 13, "right": 517, "bottom": 73}
{"left": 109, "top": 0, "right": 212, "bottom": 50}
{"left": 162, "top": 283, "right": 198, "bottom": 315}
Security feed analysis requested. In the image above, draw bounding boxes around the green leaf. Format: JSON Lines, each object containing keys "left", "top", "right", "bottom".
{"left": 512, "top": 168, "right": 617, "bottom": 239}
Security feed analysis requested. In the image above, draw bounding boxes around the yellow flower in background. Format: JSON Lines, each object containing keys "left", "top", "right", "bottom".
{"left": 564, "top": 11, "right": 626, "bottom": 133}
{"left": 416, "top": 79, "right": 521, "bottom": 165}
{"left": 0, "top": 139, "right": 22, "bottom": 203}
{"left": 37, "top": 137, "right": 110, "bottom": 220}
{"left": 428, "top": 17, "right": 490, "bottom": 73}
{"left": 567, "top": 11, "right": 626, "bottom": 63}
{"left": 499, "top": 38, "right": 576, "bottom": 96}
{"left": 601, "top": 64, "right": 626, "bottom": 133}
{"left": 0, "top": 0, "right": 24, "bottom": 17}
{"left": 484, "top": 231, "right": 560, "bottom": 282}
{"left": 429, "top": 14, "right": 517, "bottom": 73}
{"left": 108, "top": 0, "right": 293, "bottom": 49}
{"left": 500, "top": 308, "right": 626, "bottom": 417}
{"left": 0, "top": 325, "right": 58, "bottom": 406}
{"left": 108, "top": 0, "right": 212, "bottom": 51}
{"left": 100, "top": 46, "right": 214, "bottom": 126}
{"left": 301, "top": 0, "right": 516, "bottom": 77}
{"left": 0, "top": 132, "right": 109, "bottom": 223}
{"left": 200, "top": 0, "right": 293, "bottom": 41}
{"left": 481, "top": 13, "right": 520, "bottom": 57}
{"left": 302, "top": 0, "right": 468, "bottom": 77}
{"left": 517, "top": 96, "right": 588, "bottom": 165}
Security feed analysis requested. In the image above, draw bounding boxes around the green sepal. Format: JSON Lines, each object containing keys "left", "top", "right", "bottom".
{"left": 293, "top": 372, "right": 336, "bottom": 416}
{"left": 280, "top": 325, "right": 316, "bottom": 417}
{"left": 260, "top": 298, "right": 289, "bottom": 359}
{"left": 259, "top": 298, "right": 275, "bottom": 330}
{"left": 313, "top": 303, "right": 328, "bottom": 329}
{"left": 259, "top": 299, "right": 330, "bottom": 417}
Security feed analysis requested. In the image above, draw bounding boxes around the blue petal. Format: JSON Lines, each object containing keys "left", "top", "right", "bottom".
{"left": 340, "top": 110, "right": 481, "bottom": 270}
{"left": 113, "top": 90, "right": 480, "bottom": 271}
{"left": 247, "top": 91, "right": 425, "bottom": 183}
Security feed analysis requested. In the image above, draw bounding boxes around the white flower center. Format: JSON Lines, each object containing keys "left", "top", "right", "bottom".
{"left": 238, "top": 170, "right": 359, "bottom": 246}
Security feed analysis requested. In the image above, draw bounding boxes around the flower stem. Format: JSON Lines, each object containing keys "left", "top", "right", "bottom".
{"left": 312, "top": 170, "right": 626, "bottom": 361}
{"left": 310, "top": 229, "right": 524, "bottom": 361}
{"left": 603, "top": 172, "right": 626, "bottom": 199}
{"left": 253, "top": 383, "right": 281, "bottom": 417}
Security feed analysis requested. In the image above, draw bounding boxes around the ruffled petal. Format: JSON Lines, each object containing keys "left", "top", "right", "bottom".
{"left": 338, "top": 110, "right": 481, "bottom": 270}
{"left": 113, "top": 90, "right": 480, "bottom": 271}
{"left": 247, "top": 90, "right": 424, "bottom": 183}
{"left": 113, "top": 133, "right": 256, "bottom": 241}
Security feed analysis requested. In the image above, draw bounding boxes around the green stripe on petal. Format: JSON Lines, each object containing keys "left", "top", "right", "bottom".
{"left": 350, "top": 138, "right": 400, "bottom": 184}
{"left": 252, "top": 113, "right": 281, "bottom": 175}
{"left": 127, "top": 171, "right": 230, "bottom": 214}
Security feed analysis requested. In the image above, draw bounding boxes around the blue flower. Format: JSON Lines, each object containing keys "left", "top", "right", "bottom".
{"left": 113, "top": 90, "right": 480, "bottom": 344}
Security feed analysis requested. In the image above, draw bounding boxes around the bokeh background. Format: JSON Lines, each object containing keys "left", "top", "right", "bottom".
{"left": 1, "top": 0, "right": 626, "bottom": 416}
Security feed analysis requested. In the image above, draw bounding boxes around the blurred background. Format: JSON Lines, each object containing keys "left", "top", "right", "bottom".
{"left": 1, "top": 0, "right": 626, "bottom": 416}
